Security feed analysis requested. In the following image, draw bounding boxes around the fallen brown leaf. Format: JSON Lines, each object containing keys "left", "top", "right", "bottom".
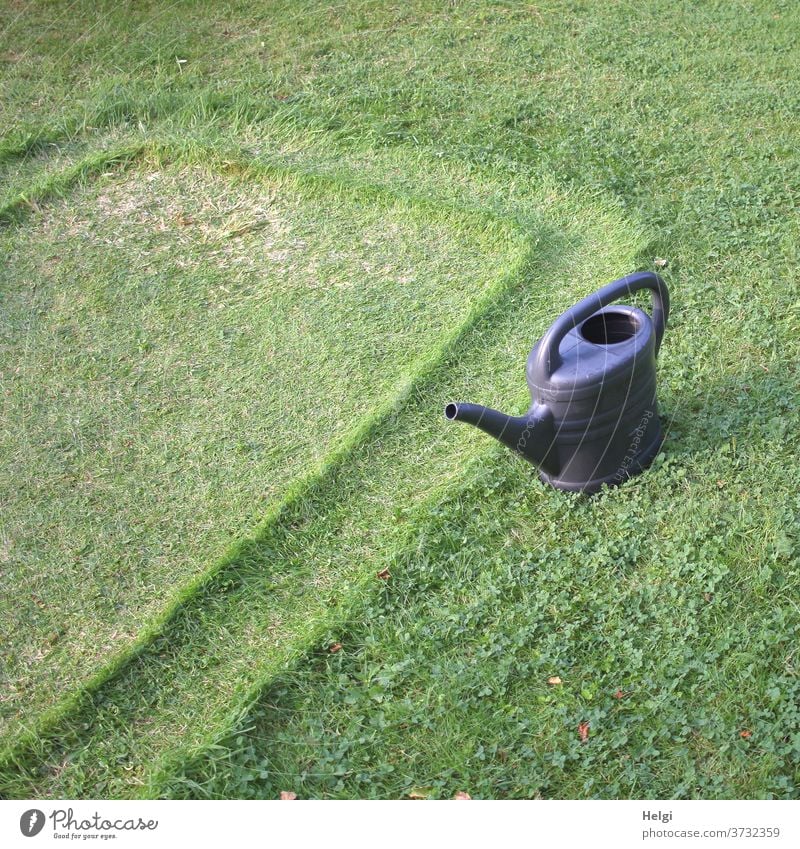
{"left": 612, "top": 689, "right": 625, "bottom": 700}
{"left": 377, "top": 568, "right": 391, "bottom": 580}
{"left": 547, "top": 676, "right": 562, "bottom": 686}
{"left": 578, "top": 721, "right": 590, "bottom": 742}
{"left": 329, "top": 643, "right": 342, "bottom": 653}
{"left": 454, "top": 791, "right": 471, "bottom": 800}
{"left": 280, "top": 791, "right": 297, "bottom": 800}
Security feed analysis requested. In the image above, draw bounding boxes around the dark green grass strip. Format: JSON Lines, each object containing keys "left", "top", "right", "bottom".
{"left": 0, "top": 144, "right": 146, "bottom": 227}
{"left": 0, "top": 90, "right": 186, "bottom": 169}
{"left": 0, "top": 135, "right": 518, "bottom": 236}
{"left": 142, "top": 460, "right": 505, "bottom": 798}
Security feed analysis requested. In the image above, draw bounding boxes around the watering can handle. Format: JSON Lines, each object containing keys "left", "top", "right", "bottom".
{"left": 533, "top": 271, "right": 669, "bottom": 379}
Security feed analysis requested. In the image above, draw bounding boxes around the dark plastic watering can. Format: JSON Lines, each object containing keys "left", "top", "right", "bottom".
{"left": 445, "top": 272, "right": 670, "bottom": 493}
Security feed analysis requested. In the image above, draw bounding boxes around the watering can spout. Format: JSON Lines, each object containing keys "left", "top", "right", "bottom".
{"left": 444, "top": 402, "right": 559, "bottom": 477}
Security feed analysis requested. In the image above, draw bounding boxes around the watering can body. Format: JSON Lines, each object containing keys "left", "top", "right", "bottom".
{"left": 446, "top": 272, "right": 669, "bottom": 493}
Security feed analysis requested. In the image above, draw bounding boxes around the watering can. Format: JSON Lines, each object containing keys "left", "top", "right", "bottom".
{"left": 445, "top": 272, "right": 670, "bottom": 493}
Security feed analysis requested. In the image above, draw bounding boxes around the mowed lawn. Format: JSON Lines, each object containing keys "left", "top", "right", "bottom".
{"left": 1, "top": 0, "right": 799, "bottom": 799}
{"left": 0, "top": 160, "right": 515, "bottom": 737}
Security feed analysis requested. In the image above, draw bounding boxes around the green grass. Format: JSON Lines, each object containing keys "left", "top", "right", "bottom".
{"left": 1, "top": 0, "right": 799, "bottom": 799}
{"left": 0, "top": 147, "right": 517, "bottom": 736}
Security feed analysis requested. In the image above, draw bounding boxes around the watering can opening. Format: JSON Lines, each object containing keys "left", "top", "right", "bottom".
{"left": 580, "top": 309, "right": 640, "bottom": 345}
